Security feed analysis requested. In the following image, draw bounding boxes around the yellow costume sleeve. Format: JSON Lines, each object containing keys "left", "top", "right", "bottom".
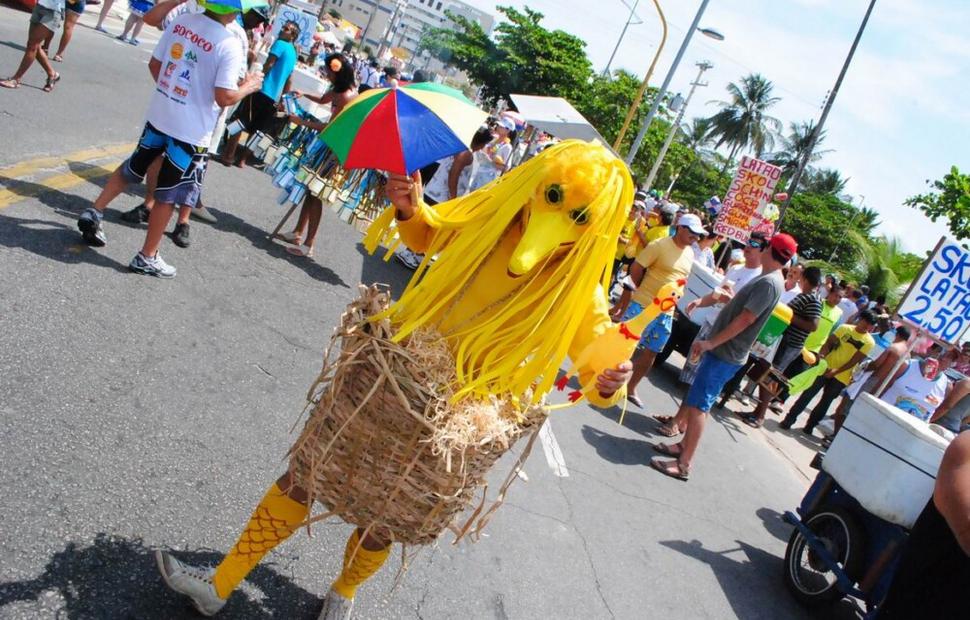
{"left": 569, "top": 285, "right": 626, "bottom": 408}
{"left": 395, "top": 202, "right": 438, "bottom": 254}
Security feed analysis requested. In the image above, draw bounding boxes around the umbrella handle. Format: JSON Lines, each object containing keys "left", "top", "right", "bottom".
{"left": 410, "top": 182, "right": 421, "bottom": 211}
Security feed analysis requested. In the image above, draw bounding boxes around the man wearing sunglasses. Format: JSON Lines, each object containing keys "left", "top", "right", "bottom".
{"left": 612, "top": 213, "right": 707, "bottom": 407}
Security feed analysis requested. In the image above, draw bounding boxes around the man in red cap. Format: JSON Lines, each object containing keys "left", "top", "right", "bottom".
{"left": 651, "top": 233, "right": 796, "bottom": 481}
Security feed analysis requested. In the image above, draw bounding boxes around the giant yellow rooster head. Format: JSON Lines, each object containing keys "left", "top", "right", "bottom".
{"left": 508, "top": 146, "right": 617, "bottom": 276}
{"left": 365, "top": 140, "right": 634, "bottom": 403}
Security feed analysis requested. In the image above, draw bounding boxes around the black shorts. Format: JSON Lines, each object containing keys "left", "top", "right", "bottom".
{"left": 122, "top": 123, "right": 209, "bottom": 208}
{"left": 230, "top": 92, "right": 278, "bottom": 134}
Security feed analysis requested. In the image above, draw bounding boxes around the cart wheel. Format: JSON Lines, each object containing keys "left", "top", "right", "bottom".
{"left": 783, "top": 504, "right": 866, "bottom": 607}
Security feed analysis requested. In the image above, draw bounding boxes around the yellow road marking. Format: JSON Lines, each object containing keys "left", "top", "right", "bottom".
{"left": 0, "top": 143, "right": 134, "bottom": 180}
{"left": 0, "top": 143, "right": 135, "bottom": 210}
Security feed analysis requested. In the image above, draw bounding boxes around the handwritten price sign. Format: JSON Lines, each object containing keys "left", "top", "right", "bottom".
{"left": 713, "top": 156, "right": 783, "bottom": 243}
{"left": 897, "top": 237, "right": 970, "bottom": 344}
{"left": 271, "top": 7, "right": 318, "bottom": 50}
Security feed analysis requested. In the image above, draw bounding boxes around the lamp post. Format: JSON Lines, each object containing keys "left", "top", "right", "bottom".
{"left": 776, "top": 0, "right": 877, "bottom": 226}
{"left": 828, "top": 194, "right": 865, "bottom": 263}
{"left": 624, "top": 0, "right": 722, "bottom": 165}
{"left": 603, "top": 0, "right": 643, "bottom": 78}
{"left": 612, "top": 0, "right": 666, "bottom": 151}
{"left": 642, "top": 60, "right": 712, "bottom": 190}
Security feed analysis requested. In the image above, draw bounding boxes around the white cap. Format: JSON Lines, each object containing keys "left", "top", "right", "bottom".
{"left": 677, "top": 212, "right": 708, "bottom": 235}
{"left": 497, "top": 117, "right": 516, "bottom": 131}
{"left": 661, "top": 202, "right": 678, "bottom": 215}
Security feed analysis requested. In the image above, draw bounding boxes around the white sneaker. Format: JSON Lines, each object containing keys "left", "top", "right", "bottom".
{"left": 155, "top": 550, "right": 226, "bottom": 616}
{"left": 129, "top": 252, "right": 177, "bottom": 278}
{"left": 395, "top": 248, "right": 423, "bottom": 270}
{"left": 318, "top": 588, "right": 354, "bottom": 620}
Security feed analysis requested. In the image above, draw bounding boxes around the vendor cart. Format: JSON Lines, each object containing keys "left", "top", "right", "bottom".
{"left": 781, "top": 394, "right": 950, "bottom": 614}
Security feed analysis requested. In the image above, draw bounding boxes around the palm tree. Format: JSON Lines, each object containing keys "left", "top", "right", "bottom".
{"left": 767, "top": 120, "right": 832, "bottom": 178}
{"left": 706, "top": 73, "right": 783, "bottom": 172}
{"left": 801, "top": 167, "right": 849, "bottom": 195}
{"left": 855, "top": 206, "right": 881, "bottom": 235}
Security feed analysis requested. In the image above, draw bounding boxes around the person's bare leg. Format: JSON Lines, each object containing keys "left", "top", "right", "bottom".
{"left": 93, "top": 166, "right": 133, "bottom": 212}
{"left": 177, "top": 206, "right": 191, "bottom": 225}
{"left": 303, "top": 196, "right": 323, "bottom": 249}
{"left": 750, "top": 385, "right": 771, "bottom": 424}
{"left": 141, "top": 202, "right": 175, "bottom": 257}
{"left": 119, "top": 14, "right": 136, "bottom": 38}
{"left": 234, "top": 147, "right": 251, "bottom": 168}
{"left": 291, "top": 201, "right": 310, "bottom": 239}
{"left": 55, "top": 12, "right": 80, "bottom": 59}
{"left": 141, "top": 156, "right": 162, "bottom": 211}
{"left": 676, "top": 406, "right": 707, "bottom": 468}
{"left": 221, "top": 133, "right": 242, "bottom": 163}
{"left": 129, "top": 18, "right": 144, "bottom": 41}
{"left": 5, "top": 23, "right": 56, "bottom": 83}
{"left": 627, "top": 349, "right": 658, "bottom": 394}
{"left": 95, "top": 0, "right": 114, "bottom": 30}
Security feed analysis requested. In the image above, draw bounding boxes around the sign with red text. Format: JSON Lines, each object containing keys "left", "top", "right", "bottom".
{"left": 896, "top": 237, "right": 970, "bottom": 344}
{"left": 713, "top": 156, "right": 783, "bottom": 243}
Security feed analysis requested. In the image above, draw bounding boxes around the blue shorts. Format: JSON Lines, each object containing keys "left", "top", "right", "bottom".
{"left": 684, "top": 353, "right": 742, "bottom": 413}
{"left": 620, "top": 302, "right": 673, "bottom": 353}
{"left": 122, "top": 123, "right": 209, "bottom": 208}
{"left": 65, "top": 0, "right": 86, "bottom": 14}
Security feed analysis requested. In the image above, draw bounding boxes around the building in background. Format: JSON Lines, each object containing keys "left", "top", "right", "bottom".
{"left": 319, "top": 0, "right": 404, "bottom": 52}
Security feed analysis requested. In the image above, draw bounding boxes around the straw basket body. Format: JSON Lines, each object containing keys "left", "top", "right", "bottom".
{"left": 289, "top": 286, "right": 547, "bottom": 546}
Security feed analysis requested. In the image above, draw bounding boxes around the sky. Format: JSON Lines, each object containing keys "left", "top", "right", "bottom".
{"left": 457, "top": 0, "right": 970, "bottom": 255}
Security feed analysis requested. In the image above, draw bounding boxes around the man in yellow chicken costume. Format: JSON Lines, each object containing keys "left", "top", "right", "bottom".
{"left": 154, "top": 140, "right": 635, "bottom": 619}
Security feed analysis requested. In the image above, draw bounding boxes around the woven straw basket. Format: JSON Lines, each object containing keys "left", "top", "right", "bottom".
{"left": 289, "top": 285, "right": 547, "bottom": 546}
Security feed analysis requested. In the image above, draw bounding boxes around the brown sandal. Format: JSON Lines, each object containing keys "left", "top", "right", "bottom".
{"left": 652, "top": 442, "right": 683, "bottom": 457}
{"left": 657, "top": 423, "right": 682, "bottom": 437}
{"left": 43, "top": 72, "right": 60, "bottom": 92}
{"left": 0, "top": 78, "right": 20, "bottom": 89}
{"left": 652, "top": 414, "right": 674, "bottom": 424}
{"left": 650, "top": 457, "right": 690, "bottom": 481}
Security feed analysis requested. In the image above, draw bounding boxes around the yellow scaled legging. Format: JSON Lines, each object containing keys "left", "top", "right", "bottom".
{"left": 211, "top": 483, "right": 390, "bottom": 600}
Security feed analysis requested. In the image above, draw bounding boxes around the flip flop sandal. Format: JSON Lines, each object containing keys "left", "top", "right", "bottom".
{"left": 276, "top": 231, "right": 302, "bottom": 245}
{"left": 652, "top": 442, "right": 683, "bottom": 457}
{"left": 0, "top": 78, "right": 21, "bottom": 89}
{"left": 53, "top": 54, "right": 64, "bottom": 62}
{"left": 626, "top": 392, "right": 644, "bottom": 408}
{"left": 739, "top": 413, "right": 763, "bottom": 429}
{"left": 650, "top": 457, "right": 690, "bottom": 481}
{"left": 285, "top": 244, "right": 314, "bottom": 258}
{"left": 652, "top": 414, "right": 674, "bottom": 424}
{"left": 43, "top": 73, "right": 60, "bottom": 92}
{"left": 657, "top": 423, "right": 682, "bottom": 438}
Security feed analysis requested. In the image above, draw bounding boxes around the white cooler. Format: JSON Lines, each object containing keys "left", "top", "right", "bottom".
{"left": 822, "top": 393, "right": 950, "bottom": 529}
{"left": 676, "top": 261, "right": 723, "bottom": 317}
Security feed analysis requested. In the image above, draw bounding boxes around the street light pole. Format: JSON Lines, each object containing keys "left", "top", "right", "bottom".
{"left": 612, "top": 0, "right": 666, "bottom": 151}
{"left": 625, "top": 0, "right": 716, "bottom": 165}
{"left": 828, "top": 194, "right": 865, "bottom": 263}
{"left": 776, "top": 0, "right": 877, "bottom": 226}
{"left": 642, "top": 60, "right": 712, "bottom": 190}
{"left": 603, "top": 0, "right": 642, "bottom": 78}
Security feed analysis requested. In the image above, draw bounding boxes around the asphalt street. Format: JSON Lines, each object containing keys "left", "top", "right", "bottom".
{"left": 0, "top": 6, "right": 861, "bottom": 619}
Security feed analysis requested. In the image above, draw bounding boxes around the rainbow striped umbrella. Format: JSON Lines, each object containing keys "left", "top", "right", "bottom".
{"left": 320, "top": 83, "right": 489, "bottom": 175}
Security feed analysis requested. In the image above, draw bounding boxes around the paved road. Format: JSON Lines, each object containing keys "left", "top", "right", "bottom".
{"left": 0, "top": 7, "right": 862, "bottom": 619}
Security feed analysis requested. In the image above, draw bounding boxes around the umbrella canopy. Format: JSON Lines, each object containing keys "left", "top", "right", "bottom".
{"left": 202, "top": 0, "right": 270, "bottom": 14}
{"left": 320, "top": 83, "right": 488, "bottom": 175}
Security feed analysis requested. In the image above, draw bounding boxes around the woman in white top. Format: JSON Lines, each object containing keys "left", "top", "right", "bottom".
{"left": 468, "top": 117, "right": 515, "bottom": 192}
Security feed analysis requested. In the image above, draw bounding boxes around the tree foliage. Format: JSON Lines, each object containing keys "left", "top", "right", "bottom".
{"left": 706, "top": 74, "right": 782, "bottom": 162}
{"left": 420, "top": 6, "right": 591, "bottom": 105}
{"left": 905, "top": 166, "right": 970, "bottom": 240}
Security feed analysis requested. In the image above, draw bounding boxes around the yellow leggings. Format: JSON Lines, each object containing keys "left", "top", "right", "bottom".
{"left": 211, "top": 481, "right": 390, "bottom": 600}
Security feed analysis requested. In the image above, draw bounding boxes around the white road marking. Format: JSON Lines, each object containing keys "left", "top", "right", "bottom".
{"left": 538, "top": 420, "right": 569, "bottom": 477}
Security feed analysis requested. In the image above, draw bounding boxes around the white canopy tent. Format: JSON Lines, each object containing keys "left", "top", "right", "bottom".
{"left": 508, "top": 94, "right": 618, "bottom": 157}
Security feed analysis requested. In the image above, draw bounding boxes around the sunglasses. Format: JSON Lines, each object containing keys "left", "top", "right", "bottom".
{"left": 747, "top": 239, "right": 765, "bottom": 249}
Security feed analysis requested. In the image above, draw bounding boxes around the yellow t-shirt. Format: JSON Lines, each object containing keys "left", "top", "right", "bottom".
{"left": 631, "top": 236, "right": 694, "bottom": 306}
{"left": 615, "top": 217, "right": 639, "bottom": 260}
{"left": 825, "top": 324, "right": 875, "bottom": 385}
{"left": 644, "top": 225, "right": 670, "bottom": 245}
{"left": 624, "top": 217, "right": 649, "bottom": 259}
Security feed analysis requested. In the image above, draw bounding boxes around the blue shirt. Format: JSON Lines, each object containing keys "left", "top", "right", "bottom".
{"left": 262, "top": 39, "right": 297, "bottom": 102}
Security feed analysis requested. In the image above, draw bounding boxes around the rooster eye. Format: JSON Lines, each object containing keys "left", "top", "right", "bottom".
{"left": 545, "top": 184, "right": 563, "bottom": 204}
{"left": 570, "top": 208, "right": 590, "bottom": 225}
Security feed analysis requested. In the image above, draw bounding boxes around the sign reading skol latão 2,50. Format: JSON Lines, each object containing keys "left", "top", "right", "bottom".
{"left": 897, "top": 237, "right": 970, "bottom": 344}
{"left": 713, "top": 156, "right": 783, "bottom": 243}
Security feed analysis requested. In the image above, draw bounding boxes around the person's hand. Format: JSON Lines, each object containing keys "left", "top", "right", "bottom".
{"left": 596, "top": 361, "right": 633, "bottom": 397}
{"left": 609, "top": 304, "right": 624, "bottom": 321}
{"left": 691, "top": 339, "right": 714, "bottom": 359}
{"left": 290, "top": 89, "right": 303, "bottom": 99}
{"left": 823, "top": 369, "right": 836, "bottom": 378}
{"left": 240, "top": 70, "right": 263, "bottom": 95}
{"left": 686, "top": 300, "right": 699, "bottom": 317}
{"left": 385, "top": 171, "right": 423, "bottom": 220}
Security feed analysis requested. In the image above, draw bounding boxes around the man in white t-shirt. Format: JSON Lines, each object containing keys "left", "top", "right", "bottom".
{"left": 77, "top": 7, "right": 262, "bottom": 278}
